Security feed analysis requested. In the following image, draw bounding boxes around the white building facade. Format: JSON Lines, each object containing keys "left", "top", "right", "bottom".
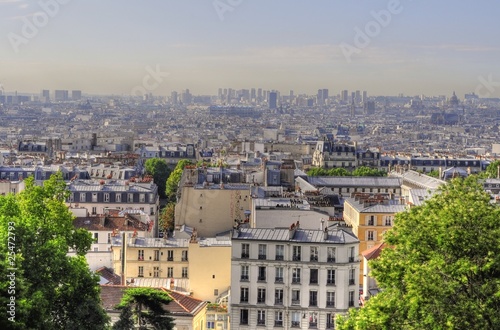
{"left": 230, "top": 225, "right": 360, "bottom": 329}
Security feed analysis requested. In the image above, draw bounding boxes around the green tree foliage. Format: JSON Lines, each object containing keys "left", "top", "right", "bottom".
{"left": 481, "top": 160, "right": 500, "bottom": 179}
{"left": 165, "top": 159, "right": 192, "bottom": 201}
{"left": 145, "top": 158, "right": 171, "bottom": 199}
{"left": 337, "top": 177, "right": 500, "bottom": 330}
{"left": 351, "top": 166, "right": 386, "bottom": 177}
{"left": 328, "top": 168, "right": 351, "bottom": 176}
{"left": 113, "top": 288, "right": 175, "bottom": 330}
{"left": 428, "top": 169, "right": 440, "bottom": 178}
{"left": 0, "top": 172, "right": 109, "bottom": 329}
{"left": 159, "top": 202, "right": 175, "bottom": 233}
{"left": 307, "top": 168, "right": 329, "bottom": 176}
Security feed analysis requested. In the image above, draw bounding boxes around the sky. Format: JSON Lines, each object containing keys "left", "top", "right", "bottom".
{"left": 1, "top": 0, "right": 500, "bottom": 98}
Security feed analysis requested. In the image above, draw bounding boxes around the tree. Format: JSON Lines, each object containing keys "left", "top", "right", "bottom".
{"left": 159, "top": 202, "right": 175, "bottom": 234}
{"left": 307, "top": 168, "right": 329, "bottom": 176}
{"left": 328, "top": 168, "right": 351, "bottom": 176}
{"left": 352, "top": 166, "right": 386, "bottom": 177}
{"left": 165, "top": 159, "right": 192, "bottom": 201}
{"left": 481, "top": 160, "right": 500, "bottom": 178}
{"left": 113, "top": 288, "right": 175, "bottom": 330}
{"left": 337, "top": 176, "right": 500, "bottom": 330}
{"left": 428, "top": 169, "right": 440, "bottom": 178}
{"left": 0, "top": 172, "right": 109, "bottom": 329}
{"left": 145, "top": 158, "right": 171, "bottom": 199}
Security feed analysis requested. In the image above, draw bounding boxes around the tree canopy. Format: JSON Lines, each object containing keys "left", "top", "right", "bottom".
{"left": 306, "top": 166, "right": 386, "bottom": 177}
{"left": 480, "top": 160, "right": 500, "bottom": 179}
{"left": 144, "top": 158, "right": 171, "bottom": 199}
{"left": 0, "top": 172, "right": 109, "bottom": 329}
{"left": 336, "top": 176, "right": 500, "bottom": 330}
{"left": 165, "top": 159, "right": 192, "bottom": 201}
{"left": 113, "top": 288, "right": 175, "bottom": 330}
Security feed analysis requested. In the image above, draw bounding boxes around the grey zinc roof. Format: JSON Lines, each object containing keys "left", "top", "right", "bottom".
{"left": 233, "top": 228, "right": 358, "bottom": 244}
{"left": 344, "top": 197, "right": 408, "bottom": 213}
{"left": 128, "top": 237, "right": 189, "bottom": 248}
{"left": 307, "top": 176, "right": 402, "bottom": 188}
{"left": 389, "top": 170, "right": 445, "bottom": 190}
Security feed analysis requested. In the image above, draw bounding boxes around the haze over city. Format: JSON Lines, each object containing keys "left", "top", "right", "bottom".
{"left": 1, "top": 0, "right": 500, "bottom": 97}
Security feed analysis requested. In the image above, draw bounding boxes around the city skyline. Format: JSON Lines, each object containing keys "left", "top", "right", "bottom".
{"left": 1, "top": 0, "right": 499, "bottom": 97}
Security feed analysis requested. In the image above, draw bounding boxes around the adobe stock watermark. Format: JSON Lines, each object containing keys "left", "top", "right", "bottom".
{"left": 6, "top": 221, "right": 17, "bottom": 323}
{"left": 475, "top": 74, "right": 500, "bottom": 98}
{"left": 340, "top": 0, "right": 408, "bottom": 63}
{"left": 213, "top": 0, "right": 244, "bottom": 21}
{"left": 7, "top": 0, "right": 71, "bottom": 54}
{"left": 130, "top": 65, "right": 170, "bottom": 97}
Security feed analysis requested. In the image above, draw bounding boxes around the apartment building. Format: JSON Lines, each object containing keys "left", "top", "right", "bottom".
{"left": 230, "top": 223, "right": 359, "bottom": 329}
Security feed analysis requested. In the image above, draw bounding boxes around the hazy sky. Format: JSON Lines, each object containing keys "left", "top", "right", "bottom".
{"left": 1, "top": 0, "right": 500, "bottom": 97}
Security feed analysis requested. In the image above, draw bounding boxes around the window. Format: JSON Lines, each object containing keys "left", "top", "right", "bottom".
{"left": 326, "top": 291, "right": 335, "bottom": 307}
{"left": 107, "top": 233, "right": 111, "bottom": 244}
{"left": 214, "top": 289, "right": 218, "bottom": 296}
{"left": 182, "top": 267, "right": 188, "bottom": 278}
{"left": 275, "top": 244, "right": 284, "bottom": 260}
{"left": 153, "top": 266, "right": 160, "bottom": 278}
{"left": 257, "top": 310, "right": 266, "bottom": 325}
{"left": 310, "top": 268, "right": 318, "bottom": 284}
{"left": 292, "top": 268, "right": 301, "bottom": 283}
{"left": 309, "top": 291, "right": 318, "bottom": 306}
{"left": 275, "top": 311, "right": 283, "bottom": 327}
{"left": 182, "top": 250, "right": 188, "bottom": 261}
{"left": 167, "top": 267, "right": 173, "bottom": 277}
{"left": 275, "top": 288, "right": 283, "bottom": 305}
{"left": 367, "top": 231, "right": 374, "bottom": 241}
{"left": 258, "top": 244, "right": 267, "bottom": 259}
{"left": 349, "top": 247, "right": 355, "bottom": 262}
{"left": 139, "top": 194, "right": 145, "bottom": 203}
{"left": 385, "top": 216, "right": 393, "bottom": 226}
{"left": 128, "top": 193, "right": 133, "bottom": 203}
{"left": 91, "top": 206, "right": 97, "bottom": 215}
{"left": 275, "top": 267, "right": 283, "bottom": 282}
{"left": 326, "top": 313, "right": 335, "bottom": 329}
{"left": 327, "top": 269, "right": 336, "bottom": 285}
{"left": 150, "top": 207, "right": 154, "bottom": 215}
{"left": 368, "top": 215, "right": 375, "bottom": 226}
{"left": 293, "top": 246, "right": 301, "bottom": 261}
{"left": 258, "top": 266, "right": 266, "bottom": 281}
{"left": 291, "top": 312, "right": 301, "bottom": 327}
{"left": 93, "top": 232, "right": 98, "bottom": 242}
{"left": 349, "top": 290, "right": 355, "bottom": 307}
{"left": 240, "top": 287, "right": 249, "bottom": 303}
{"left": 349, "top": 269, "right": 356, "bottom": 285}
{"left": 309, "top": 312, "right": 318, "bottom": 328}
{"left": 167, "top": 250, "right": 173, "bottom": 261}
{"left": 138, "top": 266, "right": 144, "bottom": 277}
{"left": 291, "top": 289, "right": 300, "bottom": 305}
{"left": 257, "top": 288, "right": 266, "bottom": 303}
{"left": 80, "top": 193, "right": 86, "bottom": 202}
{"left": 240, "top": 309, "right": 249, "bottom": 325}
{"left": 207, "top": 321, "right": 215, "bottom": 329}
{"left": 149, "top": 193, "right": 154, "bottom": 202}
{"left": 154, "top": 250, "right": 160, "bottom": 261}
{"left": 327, "top": 247, "right": 336, "bottom": 262}
{"left": 310, "top": 246, "right": 319, "bottom": 261}
{"left": 241, "top": 243, "right": 250, "bottom": 259}
{"left": 138, "top": 250, "right": 144, "bottom": 261}
{"left": 104, "top": 193, "right": 110, "bottom": 202}
{"left": 116, "top": 193, "right": 122, "bottom": 203}
{"left": 92, "top": 193, "right": 98, "bottom": 202}
{"left": 241, "top": 265, "right": 249, "bottom": 281}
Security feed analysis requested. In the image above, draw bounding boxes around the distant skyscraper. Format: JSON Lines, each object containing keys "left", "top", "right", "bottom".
{"left": 364, "top": 101, "right": 375, "bottom": 115}
{"left": 181, "top": 89, "right": 191, "bottom": 105}
{"left": 54, "top": 90, "right": 68, "bottom": 102}
{"left": 355, "top": 90, "right": 361, "bottom": 103}
{"left": 317, "top": 89, "right": 323, "bottom": 105}
{"left": 218, "top": 88, "right": 223, "bottom": 100}
{"left": 41, "top": 90, "right": 50, "bottom": 102}
{"left": 341, "top": 90, "right": 349, "bottom": 102}
{"left": 71, "top": 90, "right": 82, "bottom": 101}
{"left": 362, "top": 91, "right": 367, "bottom": 103}
{"left": 323, "top": 89, "right": 329, "bottom": 102}
{"left": 171, "top": 91, "right": 178, "bottom": 105}
{"left": 251, "top": 88, "right": 256, "bottom": 101}
{"left": 268, "top": 91, "right": 278, "bottom": 109}
{"left": 351, "top": 92, "right": 356, "bottom": 103}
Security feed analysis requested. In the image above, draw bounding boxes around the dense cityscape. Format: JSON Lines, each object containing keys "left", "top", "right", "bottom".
{"left": 2, "top": 0, "right": 500, "bottom": 329}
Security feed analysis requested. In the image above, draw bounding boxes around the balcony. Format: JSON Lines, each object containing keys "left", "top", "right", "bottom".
{"left": 241, "top": 253, "right": 249, "bottom": 259}
{"left": 275, "top": 299, "right": 283, "bottom": 305}
{"left": 181, "top": 258, "right": 188, "bottom": 262}
{"left": 309, "top": 322, "right": 318, "bottom": 329}
{"left": 327, "top": 280, "right": 336, "bottom": 285}
{"left": 138, "top": 256, "right": 144, "bottom": 261}
{"left": 291, "top": 321, "right": 300, "bottom": 327}
{"left": 258, "top": 276, "right": 266, "bottom": 282}
{"left": 240, "top": 298, "right": 248, "bottom": 303}
{"left": 275, "top": 277, "right": 283, "bottom": 283}
{"left": 309, "top": 300, "right": 317, "bottom": 307}
{"left": 349, "top": 300, "right": 355, "bottom": 307}
{"left": 293, "top": 255, "right": 301, "bottom": 261}
{"left": 310, "top": 256, "right": 318, "bottom": 262}
{"left": 292, "top": 278, "right": 301, "bottom": 284}
{"left": 257, "top": 298, "right": 266, "bottom": 304}
{"left": 240, "top": 275, "right": 249, "bottom": 281}
{"left": 310, "top": 278, "right": 318, "bottom": 285}
{"left": 326, "top": 301, "right": 335, "bottom": 307}
{"left": 349, "top": 279, "right": 355, "bottom": 285}
{"left": 257, "top": 319, "right": 265, "bottom": 326}
{"left": 167, "top": 257, "right": 173, "bottom": 261}
{"left": 258, "top": 254, "right": 267, "bottom": 260}
{"left": 275, "top": 255, "right": 284, "bottom": 261}
{"left": 291, "top": 299, "right": 300, "bottom": 305}
{"left": 275, "top": 320, "right": 283, "bottom": 327}
{"left": 348, "top": 257, "right": 354, "bottom": 262}
{"left": 327, "top": 257, "right": 336, "bottom": 262}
